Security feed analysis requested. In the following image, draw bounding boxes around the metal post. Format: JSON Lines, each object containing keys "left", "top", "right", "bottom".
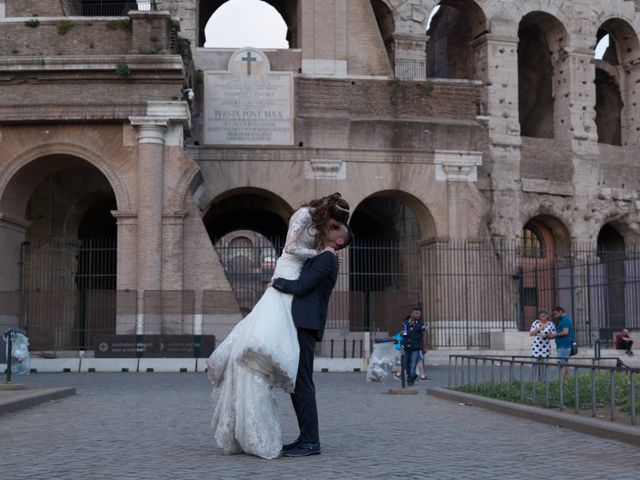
{"left": 520, "top": 362, "right": 524, "bottom": 402}
{"left": 400, "top": 346, "right": 406, "bottom": 389}
{"left": 508, "top": 362, "right": 513, "bottom": 401}
{"left": 4, "top": 330, "right": 13, "bottom": 383}
{"left": 610, "top": 369, "right": 616, "bottom": 422}
{"left": 591, "top": 368, "right": 597, "bottom": 418}
{"left": 631, "top": 372, "right": 636, "bottom": 426}
{"left": 447, "top": 355, "right": 452, "bottom": 388}
{"left": 559, "top": 365, "right": 564, "bottom": 410}
{"left": 544, "top": 363, "right": 549, "bottom": 408}
{"left": 574, "top": 367, "right": 579, "bottom": 414}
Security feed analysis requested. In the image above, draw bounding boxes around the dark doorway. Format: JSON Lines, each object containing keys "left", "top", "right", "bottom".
{"left": 597, "top": 224, "right": 625, "bottom": 336}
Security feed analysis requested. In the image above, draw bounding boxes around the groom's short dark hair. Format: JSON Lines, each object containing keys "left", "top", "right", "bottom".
{"left": 336, "top": 225, "right": 353, "bottom": 250}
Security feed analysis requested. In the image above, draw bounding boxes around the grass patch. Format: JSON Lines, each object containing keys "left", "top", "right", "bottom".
{"left": 25, "top": 19, "right": 40, "bottom": 28}
{"left": 455, "top": 370, "right": 640, "bottom": 415}
{"left": 105, "top": 19, "right": 132, "bottom": 32}
{"left": 88, "top": 368, "right": 96, "bottom": 373}
{"left": 63, "top": 368, "right": 71, "bottom": 373}
{"left": 146, "top": 368, "right": 154, "bottom": 373}
{"left": 180, "top": 368, "right": 188, "bottom": 373}
{"left": 121, "top": 368, "right": 129, "bottom": 373}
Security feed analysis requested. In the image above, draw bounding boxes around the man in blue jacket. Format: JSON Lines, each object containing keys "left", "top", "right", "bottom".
{"left": 271, "top": 223, "right": 352, "bottom": 457}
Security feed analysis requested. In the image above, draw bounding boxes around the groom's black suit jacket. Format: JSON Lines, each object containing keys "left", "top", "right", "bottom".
{"left": 272, "top": 251, "right": 338, "bottom": 341}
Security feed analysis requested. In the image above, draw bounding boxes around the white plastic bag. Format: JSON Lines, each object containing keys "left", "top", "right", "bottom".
{"left": 366, "top": 340, "right": 396, "bottom": 383}
{"left": 5, "top": 331, "right": 30, "bottom": 376}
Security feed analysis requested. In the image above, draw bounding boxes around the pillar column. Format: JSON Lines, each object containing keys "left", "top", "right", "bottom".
{"left": 472, "top": 33, "right": 522, "bottom": 240}
{"left": 433, "top": 150, "right": 483, "bottom": 240}
{"left": 129, "top": 117, "right": 167, "bottom": 334}
{"left": 620, "top": 62, "right": 640, "bottom": 146}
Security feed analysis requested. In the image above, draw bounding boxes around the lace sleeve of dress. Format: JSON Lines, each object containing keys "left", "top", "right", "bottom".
{"left": 283, "top": 208, "right": 317, "bottom": 259}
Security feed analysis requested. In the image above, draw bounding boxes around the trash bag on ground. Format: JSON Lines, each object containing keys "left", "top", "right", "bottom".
{"left": 366, "top": 339, "right": 396, "bottom": 383}
{"left": 4, "top": 330, "right": 30, "bottom": 376}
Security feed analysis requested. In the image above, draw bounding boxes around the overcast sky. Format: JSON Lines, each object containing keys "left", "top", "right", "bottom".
{"left": 204, "top": 0, "right": 610, "bottom": 59}
{"left": 204, "top": 0, "right": 288, "bottom": 48}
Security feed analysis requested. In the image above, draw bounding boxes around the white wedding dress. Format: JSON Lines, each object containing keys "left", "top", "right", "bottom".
{"left": 206, "top": 208, "right": 318, "bottom": 459}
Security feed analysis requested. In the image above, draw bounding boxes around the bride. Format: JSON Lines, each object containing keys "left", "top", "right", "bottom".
{"left": 206, "top": 193, "right": 350, "bottom": 459}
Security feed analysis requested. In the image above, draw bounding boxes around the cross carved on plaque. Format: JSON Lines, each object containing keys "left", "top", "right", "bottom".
{"left": 241, "top": 51, "right": 257, "bottom": 75}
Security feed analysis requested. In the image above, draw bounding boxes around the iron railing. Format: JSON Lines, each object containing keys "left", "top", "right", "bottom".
{"left": 11, "top": 236, "right": 640, "bottom": 351}
{"left": 66, "top": 1, "right": 157, "bottom": 17}
{"left": 448, "top": 354, "right": 639, "bottom": 426}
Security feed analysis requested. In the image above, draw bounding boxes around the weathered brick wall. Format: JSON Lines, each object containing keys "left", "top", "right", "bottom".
{"left": 296, "top": 78, "right": 481, "bottom": 120}
{"left": 0, "top": 20, "right": 132, "bottom": 56}
{"left": 5, "top": 0, "right": 63, "bottom": 17}
{"left": 0, "top": 78, "right": 181, "bottom": 105}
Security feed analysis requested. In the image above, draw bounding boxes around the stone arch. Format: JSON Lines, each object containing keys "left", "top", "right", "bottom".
{"left": 62, "top": 189, "right": 117, "bottom": 240}
{"left": 595, "top": 18, "right": 640, "bottom": 146}
{"left": 596, "top": 221, "right": 628, "bottom": 333}
{"left": 202, "top": 187, "right": 294, "bottom": 241}
{"left": 0, "top": 143, "right": 130, "bottom": 219}
{"left": 518, "top": 212, "right": 570, "bottom": 329}
{"left": 518, "top": 11, "right": 569, "bottom": 139}
{"left": 426, "top": 0, "right": 488, "bottom": 79}
{"left": 596, "top": 216, "right": 640, "bottom": 249}
{"left": 350, "top": 189, "right": 437, "bottom": 241}
{"left": 198, "top": 0, "right": 297, "bottom": 48}
{"left": 519, "top": 210, "right": 572, "bottom": 258}
{"left": 349, "top": 190, "right": 436, "bottom": 333}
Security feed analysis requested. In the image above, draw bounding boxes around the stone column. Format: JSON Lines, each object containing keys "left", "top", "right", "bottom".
{"left": 433, "top": 150, "right": 483, "bottom": 240}
{"left": 472, "top": 33, "right": 522, "bottom": 240}
{"left": 129, "top": 117, "right": 167, "bottom": 334}
{"left": 557, "top": 48, "right": 599, "bottom": 150}
{"left": 392, "top": 34, "right": 427, "bottom": 80}
{"left": 620, "top": 62, "right": 640, "bottom": 146}
{"left": 300, "top": 0, "right": 348, "bottom": 75}
{"left": 111, "top": 210, "right": 138, "bottom": 335}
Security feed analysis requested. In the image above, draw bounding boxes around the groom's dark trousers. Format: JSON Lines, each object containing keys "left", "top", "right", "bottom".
{"left": 272, "top": 251, "right": 339, "bottom": 444}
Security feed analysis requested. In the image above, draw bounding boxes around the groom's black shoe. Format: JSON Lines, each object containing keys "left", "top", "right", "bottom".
{"left": 282, "top": 442, "right": 321, "bottom": 457}
{"left": 282, "top": 437, "right": 301, "bottom": 452}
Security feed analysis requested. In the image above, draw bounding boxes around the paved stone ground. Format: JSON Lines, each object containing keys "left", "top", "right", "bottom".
{"left": 1, "top": 368, "right": 639, "bottom": 480}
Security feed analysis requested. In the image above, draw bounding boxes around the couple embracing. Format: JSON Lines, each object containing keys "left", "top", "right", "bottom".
{"left": 206, "top": 193, "right": 352, "bottom": 459}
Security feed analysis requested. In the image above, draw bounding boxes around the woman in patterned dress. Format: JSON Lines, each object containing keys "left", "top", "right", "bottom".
{"left": 529, "top": 309, "right": 556, "bottom": 380}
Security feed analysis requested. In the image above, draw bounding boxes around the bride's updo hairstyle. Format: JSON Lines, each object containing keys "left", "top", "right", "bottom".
{"left": 305, "top": 192, "right": 350, "bottom": 249}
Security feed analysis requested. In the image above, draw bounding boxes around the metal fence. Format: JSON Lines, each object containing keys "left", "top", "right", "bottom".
{"left": 66, "top": 1, "right": 157, "bottom": 16}
{"left": 9, "top": 237, "right": 640, "bottom": 352}
{"left": 448, "top": 354, "right": 639, "bottom": 426}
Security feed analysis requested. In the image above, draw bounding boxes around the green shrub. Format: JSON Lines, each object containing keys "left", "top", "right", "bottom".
{"left": 58, "top": 20, "right": 74, "bottom": 35}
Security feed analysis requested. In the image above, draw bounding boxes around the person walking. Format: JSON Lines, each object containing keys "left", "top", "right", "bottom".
{"left": 400, "top": 307, "right": 427, "bottom": 387}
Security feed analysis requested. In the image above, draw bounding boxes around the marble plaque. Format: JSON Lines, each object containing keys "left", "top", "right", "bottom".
{"left": 204, "top": 48, "right": 294, "bottom": 145}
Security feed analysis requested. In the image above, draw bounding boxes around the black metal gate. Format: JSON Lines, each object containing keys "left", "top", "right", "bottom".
{"left": 21, "top": 238, "right": 117, "bottom": 350}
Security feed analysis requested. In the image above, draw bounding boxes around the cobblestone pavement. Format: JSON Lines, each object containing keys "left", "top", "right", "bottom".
{"left": 1, "top": 368, "right": 639, "bottom": 480}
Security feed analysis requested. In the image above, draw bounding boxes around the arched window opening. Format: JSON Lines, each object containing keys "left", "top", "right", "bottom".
{"left": 371, "top": 0, "right": 395, "bottom": 64}
{"left": 521, "top": 223, "right": 545, "bottom": 258}
{"left": 426, "top": 4, "right": 471, "bottom": 79}
{"left": 425, "top": 1, "right": 486, "bottom": 80}
{"left": 216, "top": 230, "right": 279, "bottom": 314}
{"left": 202, "top": 0, "right": 290, "bottom": 49}
{"left": 518, "top": 14, "right": 562, "bottom": 139}
{"left": 593, "top": 22, "right": 634, "bottom": 146}
{"left": 595, "top": 68, "right": 623, "bottom": 145}
{"left": 597, "top": 224, "right": 626, "bottom": 334}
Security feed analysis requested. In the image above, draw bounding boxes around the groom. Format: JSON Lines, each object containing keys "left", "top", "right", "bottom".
{"left": 271, "top": 223, "right": 352, "bottom": 457}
